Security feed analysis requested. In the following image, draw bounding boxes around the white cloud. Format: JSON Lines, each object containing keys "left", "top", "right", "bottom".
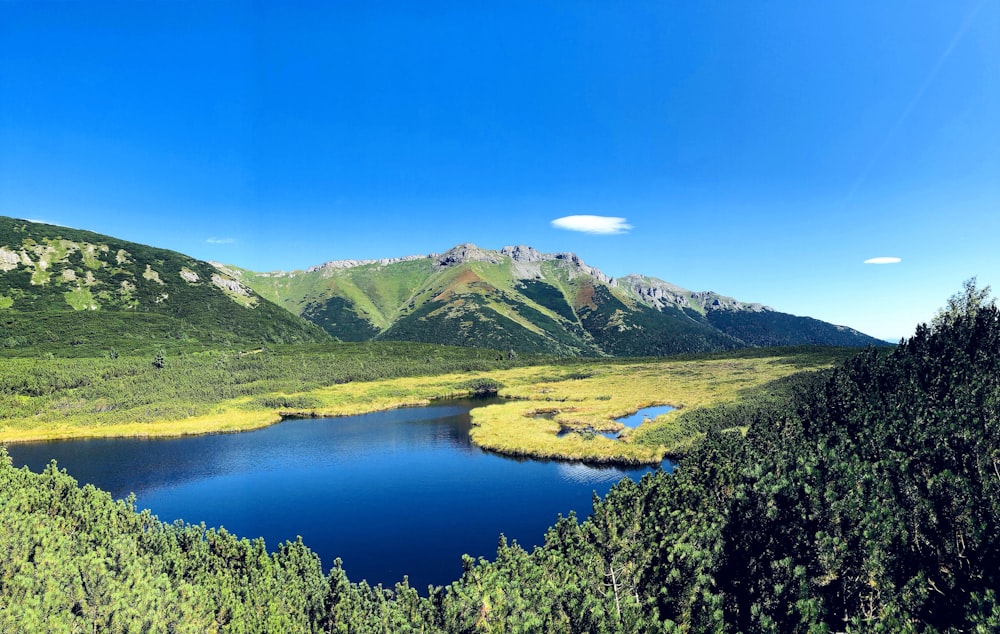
{"left": 206, "top": 237, "right": 236, "bottom": 244}
{"left": 864, "top": 257, "right": 902, "bottom": 265}
{"left": 551, "top": 215, "right": 632, "bottom": 235}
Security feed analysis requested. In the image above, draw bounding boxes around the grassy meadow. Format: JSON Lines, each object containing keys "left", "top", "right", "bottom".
{"left": 0, "top": 342, "right": 855, "bottom": 463}
{"left": 468, "top": 347, "right": 853, "bottom": 463}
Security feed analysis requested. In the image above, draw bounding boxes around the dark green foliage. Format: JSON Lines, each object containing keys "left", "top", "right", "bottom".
{"left": 515, "top": 279, "right": 578, "bottom": 322}
{"left": 0, "top": 341, "right": 523, "bottom": 428}
{"left": 455, "top": 378, "right": 502, "bottom": 397}
{"left": 378, "top": 295, "right": 595, "bottom": 356}
{"left": 931, "top": 276, "right": 992, "bottom": 331}
{"left": 707, "top": 308, "right": 890, "bottom": 347}
{"left": 579, "top": 284, "right": 742, "bottom": 355}
{"left": 636, "top": 370, "right": 829, "bottom": 454}
{"left": 0, "top": 453, "right": 331, "bottom": 632}
{"left": 0, "top": 216, "right": 330, "bottom": 352}
{"left": 430, "top": 303, "right": 1000, "bottom": 630}
{"left": 303, "top": 296, "right": 380, "bottom": 342}
{"left": 250, "top": 394, "right": 323, "bottom": 410}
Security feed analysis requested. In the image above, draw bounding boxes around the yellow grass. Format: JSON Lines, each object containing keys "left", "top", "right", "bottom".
{"left": 466, "top": 354, "right": 837, "bottom": 464}
{"left": 0, "top": 409, "right": 281, "bottom": 443}
{"left": 0, "top": 351, "right": 841, "bottom": 463}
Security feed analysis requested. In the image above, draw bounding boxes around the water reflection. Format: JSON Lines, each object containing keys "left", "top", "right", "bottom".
{"left": 4, "top": 400, "right": 673, "bottom": 589}
{"left": 557, "top": 462, "right": 652, "bottom": 484}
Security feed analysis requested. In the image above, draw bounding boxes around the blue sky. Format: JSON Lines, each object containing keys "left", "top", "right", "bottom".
{"left": 1, "top": 1, "right": 998, "bottom": 341}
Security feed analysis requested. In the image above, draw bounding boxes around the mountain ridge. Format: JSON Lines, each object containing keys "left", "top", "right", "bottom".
{"left": 231, "top": 242, "right": 886, "bottom": 355}
{"left": 0, "top": 215, "right": 885, "bottom": 356}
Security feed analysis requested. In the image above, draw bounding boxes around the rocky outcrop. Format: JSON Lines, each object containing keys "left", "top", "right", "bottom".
{"left": 306, "top": 254, "right": 429, "bottom": 273}
{"left": 500, "top": 245, "right": 545, "bottom": 263}
{"left": 434, "top": 243, "right": 502, "bottom": 268}
{"left": 211, "top": 274, "right": 251, "bottom": 297}
{"left": 620, "top": 274, "right": 692, "bottom": 310}
{"left": 499, "top": 244, "right": 616, "bottom": 285}
{"left": 619, "top": 274, "right": 769, "bottom": 313}
{"left": 551, "top": 252, "right": 616, "bottom": 286}
{"left": 690, "top": 291, "right": 768, "bottom": 313}
{"left": 0, "top": 247, "right": 19, "bottom": 272}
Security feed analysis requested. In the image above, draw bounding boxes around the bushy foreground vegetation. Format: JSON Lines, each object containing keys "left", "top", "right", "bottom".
{"left": 2, "top": 288, "right": 999, "bottom": 631}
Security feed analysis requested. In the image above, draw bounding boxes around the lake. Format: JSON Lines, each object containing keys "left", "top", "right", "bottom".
{"left": 4, "top": 400, "right": 673, "bottom": 589}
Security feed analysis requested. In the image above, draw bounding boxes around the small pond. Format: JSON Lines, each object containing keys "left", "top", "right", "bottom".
{"left": 558, "top": 403, "right": 676, "bottom": 439}
{"left": 616, "top": 404, "right": 676, "bottom": 428}
{"left": 4, "top": 400, "right": 673, "bottom": 589}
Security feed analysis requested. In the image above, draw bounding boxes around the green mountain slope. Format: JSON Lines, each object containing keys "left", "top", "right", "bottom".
{"left": 0, "top": 217, "right": 329, "bottom": 354}
{"left": 234, "top": 243, "right": 886, "bottom": 356}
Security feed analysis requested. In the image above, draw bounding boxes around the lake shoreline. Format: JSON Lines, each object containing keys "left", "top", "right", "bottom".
{"left": 0, "top": 394, "right": 672, "bottom": 466}
{"left": 4, "top": 401, "right": 663, "bottom": 590}
{"left": 1, "top": 351, "right": 846, "bottom": 465}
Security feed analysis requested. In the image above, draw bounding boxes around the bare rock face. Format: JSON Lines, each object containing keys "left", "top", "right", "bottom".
{"left": 500, "top": 245, "right": 545, "bottom": 263}
{"left": 498, "top": 244, "right": 617, "bottom": 285}
{"left": 551, "top": 252, "right": 616, "bottom": 286}
{"left": 434, "top": 243, "right": 502, "bottom": 268}
{"left": 211, "top": 274, "right": 251, "bottom": 297}
{"left": 306, "top": 254, "right": 429, "bottom": 273}
{"left": 620, "top": 275, "right": 691, "bottom": 309}
{"left": 688, "top": 291, "right": 768, "bottom": 313}
{"left": 0, "top": 247, "right": 20, "bottom": 272}
{"left": 618, "top": 274, "right": 769, "bottom": 313}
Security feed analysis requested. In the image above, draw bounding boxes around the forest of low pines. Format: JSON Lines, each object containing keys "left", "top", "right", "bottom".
{"left": 2, "top": 286, "right": 999, "bottom": 631}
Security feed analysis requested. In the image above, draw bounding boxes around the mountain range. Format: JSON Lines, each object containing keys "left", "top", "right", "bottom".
{"left": 230, "top": 242, "right": 886, "bottom": 356}
{"left": 0, "top": 217, "right": 885, "bottom": 356}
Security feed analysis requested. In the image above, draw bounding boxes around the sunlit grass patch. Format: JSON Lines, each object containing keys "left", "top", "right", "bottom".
{"left": 0, "top": 346, "right": 849, "bottom": 462}
{"left": 466, "top": 352, "right": 846, "bottom": 463}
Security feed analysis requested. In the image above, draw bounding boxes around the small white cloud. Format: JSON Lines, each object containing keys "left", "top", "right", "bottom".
{"left": 864, "top": 257, "right": 902, "bottom": 264}
{"left": 206, "top": 237, "right": 236, "bottom": 244}
{"left": 551, "top": 215, "right": 632, "bottom": 235}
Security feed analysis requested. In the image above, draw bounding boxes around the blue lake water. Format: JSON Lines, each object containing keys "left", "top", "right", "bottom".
{"left": 618, "top": 404, "right": 676, "bottom": 428}
{"left": 4, "top": 400, "right": 672, "bottom": 589}
{"left": 558, "top": 403, "right": 677, "bottom": 439}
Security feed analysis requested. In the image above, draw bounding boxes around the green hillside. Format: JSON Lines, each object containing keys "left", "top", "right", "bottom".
{"left": 234, "top": 243, "right": 887, "bottom": 356}
{"left": 0, "top": 217, "right": 329, "bottom": 354}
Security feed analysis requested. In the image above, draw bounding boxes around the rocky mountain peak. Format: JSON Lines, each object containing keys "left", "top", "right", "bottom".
{"left": 434, "top": 243, "right": 503, "bottom": 268}
{"left": 552, "top": 252, "right": 615, "bottom": 286}
{"left": 500, "top": 245, "right": 545, "bottom": 263}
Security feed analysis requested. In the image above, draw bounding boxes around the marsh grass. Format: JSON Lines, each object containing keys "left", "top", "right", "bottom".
{"left": 0, "top": 345, "right": 851, "bottom": 462}
{"left": 466, "top": 351, "right": 848, "bottom": 463}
